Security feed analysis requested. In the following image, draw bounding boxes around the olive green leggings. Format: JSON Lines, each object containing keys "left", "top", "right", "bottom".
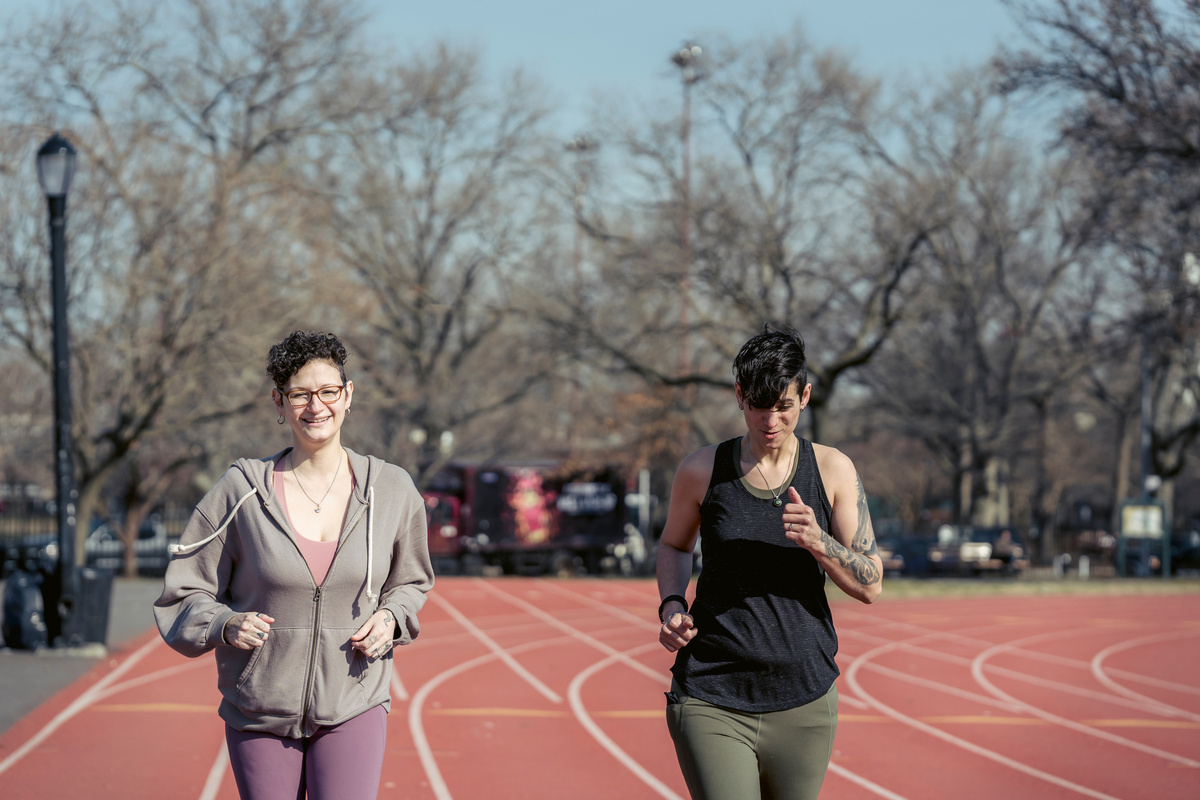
{"left": 665, "top": 681, "right": 837, "bottom": 800}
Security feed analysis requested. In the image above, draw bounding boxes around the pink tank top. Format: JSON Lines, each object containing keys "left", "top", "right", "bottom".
{"left": 274, "top": 462, "right": 338, "bottom": 585}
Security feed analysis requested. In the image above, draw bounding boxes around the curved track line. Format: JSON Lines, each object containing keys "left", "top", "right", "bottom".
{"left": 390, "top": 668, "right": 409, "bottom": 702}
{"left": 0, "top": 634, "right": 162, "bottom": 777}
{"left": 846, "top": 632, "right": 1124, "bottom": 800}
{"left": 567, "top": 643, "right": 684, "bottom": 800}
{"left": 1090, "top": 630, "right": 1200, "bottom": 721}
{"left": 842, "top": 607, "right": 1200, "bottom": 697}
{"left": 842, "top": 624, "right": 1191, "bottom": 716}
{"left": 93, "top": 655, "right": 213, "bottom": 701}
{"left": 477, "top": 580, "right": 663, "bottom": 683}
{"left": 550, "top": 581, "right": 912, "bottom": 798}
{"left": 970, "top": 631, "right": 1200, "bottom": 768}
{"left": 408, "top": 634, "right": 580, "bottom": 800}
{"left": 198, "top": 740, "right": 229, "bottom": 800}
{"left": 1102, "top": 665, "right": 1200, "bottom": 696}
{"left": 826, "top": 761, "right": 911, "bottom": 800}
{"left": 430, "top": 592, "right": 561, "bottom": 704}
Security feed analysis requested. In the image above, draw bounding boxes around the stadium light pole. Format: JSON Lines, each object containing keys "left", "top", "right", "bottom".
{"left": 564, "top": 134, "right": 598, "bottom": 453}
{"left": 37, "top": 131, "right": 80, "bottom": 645}
{"left": 671, "top": 42, "right": 703, "bottom": 376}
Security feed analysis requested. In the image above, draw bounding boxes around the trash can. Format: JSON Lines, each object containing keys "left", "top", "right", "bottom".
{"left": 2, "top": 570, "right": 49, "bottom": 650}
{"left": 60, "top": 567, "right": 114, "bottom": 646}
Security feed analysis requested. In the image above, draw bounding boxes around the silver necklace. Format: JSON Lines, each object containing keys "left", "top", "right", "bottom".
{"left": 751, "top": 436, "right": 796, "bottom": 507}
{"left": 291, "top": 451, "right": 342, "bottom": 513}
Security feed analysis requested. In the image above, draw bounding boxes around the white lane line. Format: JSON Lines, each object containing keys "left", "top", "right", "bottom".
{"left": 408, "top": 633, "right": 585, "bottom": 800}
{"left": 390, "top": 666, "right": 409, "bottom": 702}
{"left": 827, "top": 761, "right": 912, "bottom": 799}
{"left": 197, "top": 739, "right": 229, "bottom": 800}
{"left": 429, "top": 592, "right": 561, "bottom": 704}
{"left": 1102, "top": 665, "right": 1200, "bottom": 696}
{"left": 837, "top": 692, "right": 872, "bottom": 711}
{"left": 846, "top": 631, "right": 1123, "bottom": 800}
{"left": 92, "top": 655, "right": 214, "bottom": 701}
{"left": 838, "top": 651, "right": 1027, "bottom": 713}
{"left": 553, "top": 581, "right": 909, "bottom": 800}
{"left": 567, "top": 643, "right": 685, "bottom": 800}
{"left": 971, "top": 631, "right": 1200, "bottom": 768}
{"left": 1090, "top": 631, "right": 1200, "bottom": 721}
{"left": 839, "top": 608, "right": 1200, "bottom": 696}
{"left": 841, "top": 625, "right": 1189, "bottom": 717}
{"left": 478, "top": 579, "right": 663, "bottom": 683}
{"left": 0, "top": 634, "right": 162, "bottom": 777}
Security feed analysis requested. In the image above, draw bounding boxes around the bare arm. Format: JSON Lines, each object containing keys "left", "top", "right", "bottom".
{"left": 655, "top": 447, "right": 714, "bottom": 651}
{"left": 783, "top": 449, "right": 882, "bottom": 604}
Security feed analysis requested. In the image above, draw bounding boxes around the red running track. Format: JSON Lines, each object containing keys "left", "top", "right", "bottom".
{"left": 0, "top": 578, "right": 1197, "bottom": 799}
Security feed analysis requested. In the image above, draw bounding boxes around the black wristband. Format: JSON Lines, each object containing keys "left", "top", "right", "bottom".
{"left": 658, "top": 594, "right": 689, "bottom": 623}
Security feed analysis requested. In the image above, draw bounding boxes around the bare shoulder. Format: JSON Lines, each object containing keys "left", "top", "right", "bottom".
{"left": 676, "top": 444, "right": 718, "bottom": 488}
{"left": 812, "top": 442, "right": 856, "bottom": 481}
{"left": 812, "top": 443, "right": 858, "bottom": 503}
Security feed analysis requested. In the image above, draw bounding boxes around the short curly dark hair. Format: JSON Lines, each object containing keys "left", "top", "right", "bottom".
{"left": 733, "top": 325, "right": 807, "bottom": 409}
{"left": 266, "top": 330, "right": 349, "bottom": 389}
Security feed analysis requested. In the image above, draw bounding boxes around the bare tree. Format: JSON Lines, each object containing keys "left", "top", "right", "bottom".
{"left": 997, "top": 0, "right": 1200, "bottom": 521}
{"left": 859, "top": 71, "right": 1102, "bottom": 529}
{"left": 549, "top": 27, "right": 938, "bottom": 462}
{"left": 311, "top": 44, "right": 561, "bottom": 484}
{"left": 0, "top": 0, "right": 369, "bottom": 568}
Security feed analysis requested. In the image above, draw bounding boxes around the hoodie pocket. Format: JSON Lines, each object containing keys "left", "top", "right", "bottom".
{"left": 232, "top": 626, "right": 311, "bottom": 717}
{"left": 307, "top": 626, "right": 380, "bottom": 725}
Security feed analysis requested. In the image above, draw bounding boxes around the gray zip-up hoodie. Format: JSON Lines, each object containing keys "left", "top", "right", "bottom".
{"left": 153, "top": 448, "right": 433, "bottom": 738}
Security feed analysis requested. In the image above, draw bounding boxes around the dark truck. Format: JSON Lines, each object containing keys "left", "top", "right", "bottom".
{"left": 421, "top": 462, "right": 637, "bottom": 576}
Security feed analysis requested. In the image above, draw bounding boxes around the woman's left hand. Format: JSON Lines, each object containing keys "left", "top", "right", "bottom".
{"left": 350, "top": 608, "right": 397, "bottom": 660}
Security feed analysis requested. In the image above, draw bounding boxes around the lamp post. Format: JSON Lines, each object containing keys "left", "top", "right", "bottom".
{"left": 565, "top": 134, "right": 598, "bottom": 292}
{"left": 671, "top": 42, "right": 703, "bottom": 376}
{"left": 564, "top": 134, "right": 598, "bottom": 452}
{"left": 37, "top": 132, "right": 80, "bottom": 645}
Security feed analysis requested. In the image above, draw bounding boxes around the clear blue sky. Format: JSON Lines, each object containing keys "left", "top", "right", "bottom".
{"left": 367, "top": 0, "right": 1024, "bottom": 130}
{"left": 1, "top": 0, "right": 1025, "bottom": 132}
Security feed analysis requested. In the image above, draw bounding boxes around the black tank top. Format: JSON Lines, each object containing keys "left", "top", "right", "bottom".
{"left": 671, "top": 435, "right": 840, "bottom": 712}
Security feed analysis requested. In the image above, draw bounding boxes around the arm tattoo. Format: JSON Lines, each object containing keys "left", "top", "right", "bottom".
{"left": 852, "top": 474, "right": 878, "bottom": 557}
{"left": 821, "top": 530, "right": 881, "bottom": 586}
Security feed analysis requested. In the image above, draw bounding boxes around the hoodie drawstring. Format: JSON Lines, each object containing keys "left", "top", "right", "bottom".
{"left": 365, "top": 485, "right": 378, "bottom": 605}
{"left": 168, "top": 488, "right": 259, "bottom": 555}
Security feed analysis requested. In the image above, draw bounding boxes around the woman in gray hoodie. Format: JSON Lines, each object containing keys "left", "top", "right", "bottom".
{"left": 154, "top": 330, "right": 434, "bottom": 800}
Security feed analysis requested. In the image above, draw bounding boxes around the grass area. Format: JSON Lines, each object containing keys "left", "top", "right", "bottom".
{"left": 828, "top": 575, "right": 1200, "bottom": 602}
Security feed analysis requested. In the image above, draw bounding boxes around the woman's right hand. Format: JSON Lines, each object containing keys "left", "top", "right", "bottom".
{"left": 659, "top": 608, "right": 697, "bottom": 653}
{"left": 224, "top": 612, "right": 275, "bottom": 650}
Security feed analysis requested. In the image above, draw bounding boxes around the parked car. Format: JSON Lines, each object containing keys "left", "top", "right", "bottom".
{"left": 2, "top": 516, "right": 176, "bottom": 579}
{"left": 84, "top": 516, "right": 176, "bottom": 576}
{"left": 874, "top": 539, "right": 908, "bottom": 576}
{"left": 1, "top": 536, "right": 59, "bottom": 580}
{"left": 927, "top": 525, "right": 1030, "bottom": 576}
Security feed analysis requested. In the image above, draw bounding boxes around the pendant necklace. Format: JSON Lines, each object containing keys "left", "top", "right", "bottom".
{"left": 291, "top": 451, "right": 342, "bottom": 513}
{"left": 752, "top": 436, "right": 796, "bottom": 507}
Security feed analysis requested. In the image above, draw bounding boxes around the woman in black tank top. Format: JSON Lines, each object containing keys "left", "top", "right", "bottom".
{"left": 656, "top": 326, "right": 884, "bottom": 800}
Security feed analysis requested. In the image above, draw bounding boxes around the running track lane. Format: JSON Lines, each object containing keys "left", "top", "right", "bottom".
{"left": 0, "top": 579, "right": 1196, "bottom": 799}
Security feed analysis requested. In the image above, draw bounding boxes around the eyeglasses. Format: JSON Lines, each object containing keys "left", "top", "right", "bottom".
{"left": 280, "top": 384, "right": 346, "bottom": 407}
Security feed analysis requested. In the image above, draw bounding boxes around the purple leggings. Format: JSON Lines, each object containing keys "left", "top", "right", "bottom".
{"left": 225, "top": 705, "right": 387, "bottom": 800}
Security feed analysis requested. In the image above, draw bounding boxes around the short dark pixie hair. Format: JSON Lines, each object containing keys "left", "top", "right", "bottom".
{"left": 733, "top": 325, "right": 807, "bottom": 409}
{"left": 266, "top": 330, "right": 348, "bottom": 389}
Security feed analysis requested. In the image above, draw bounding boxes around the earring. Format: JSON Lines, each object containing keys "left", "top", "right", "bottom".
{"left": 277, "top": 415, "right": 285, "bottom": 425}
{"left": 738, "top": 403, "right": 744, "bottom": 410}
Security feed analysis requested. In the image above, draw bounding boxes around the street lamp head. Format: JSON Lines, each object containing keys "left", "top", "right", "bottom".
{"left": 37, "top": 132, "right": 78, "bottom": 198}
{"left": 670, "top": 43, "right": 705, "bottom": 84}
{"left": 565, "top": 134, "right": 598, "bottom": 154}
